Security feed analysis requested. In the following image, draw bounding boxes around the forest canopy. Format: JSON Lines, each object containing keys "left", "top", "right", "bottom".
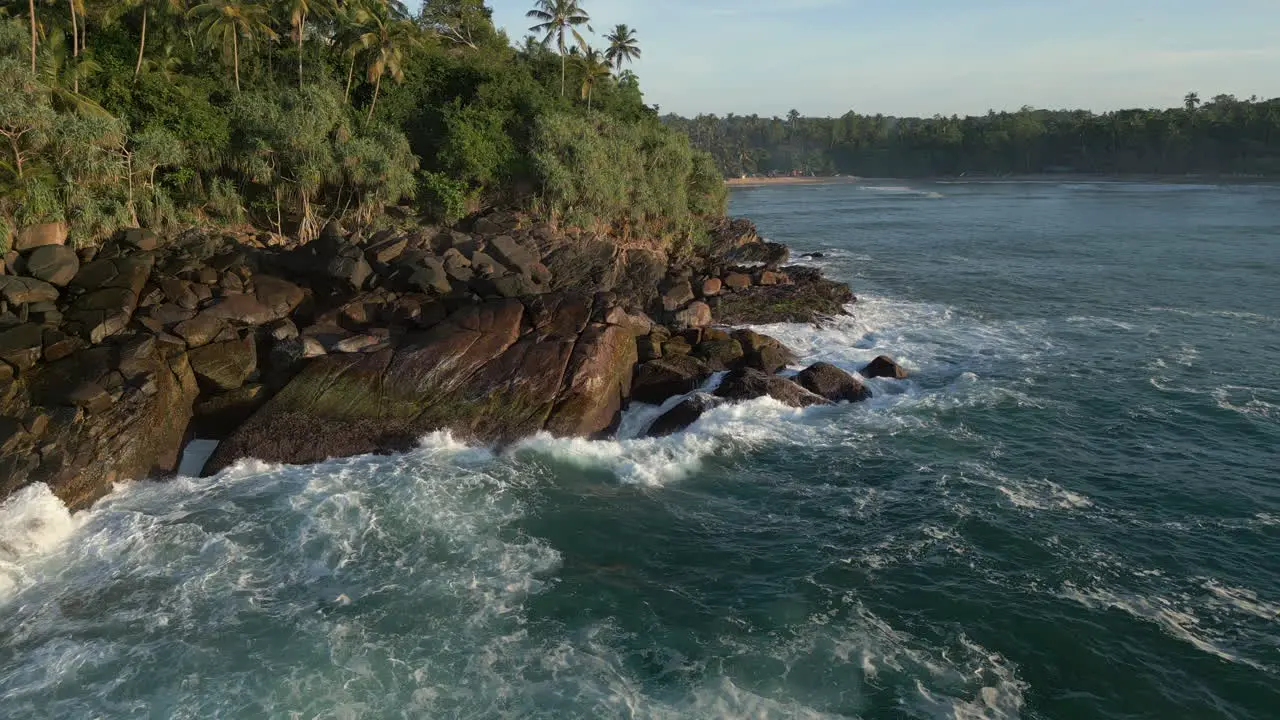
{"left": 665, "top": 94, "right": 1280, "bottom": 178}
{"left": 0, "top": 0, "right": 724, "bottom": 249}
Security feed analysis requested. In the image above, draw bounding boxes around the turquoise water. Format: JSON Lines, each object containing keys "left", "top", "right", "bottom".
{"left": 1, "top": 181, "right": 1278, "bottom": 718}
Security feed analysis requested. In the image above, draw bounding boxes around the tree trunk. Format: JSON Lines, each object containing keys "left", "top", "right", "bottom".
{"left": 28, "top": 0, "right": 37, "bottom": 73}
{"left": 560, "top": 54, "right": 566, "bottom": 98}
{"left": 297, "top": 14, "right": 305, "bottom": 88}
{"left": 233, "top": 29, "right": 240, "bottom": 91}
{"left": 8, "top": 136, "right": 25, "bottom": 179}
{"left": 367, "top": 72, "right": 381, "bottom": 121}
{"left": 69, "top": 0, "right": 79, "bottom": 92}
{"left": 345, "top": 56, "right": 355, "bottom": 102}
{"left": 134, "top": 8, "right": 147, "bottom": 79}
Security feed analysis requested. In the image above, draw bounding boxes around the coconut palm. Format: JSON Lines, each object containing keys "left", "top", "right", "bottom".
{"left": 526, "top": 0, "right": 590, "bottom": 98}
{"left": 603, "top": 23, "right": 638, "bottom": 71}
{"left": 189, "top": 0, "right": 278, "bottom": 91}
{"left": 352, "top": 5, "right": 419, "bottom": 121}
{"left": 28, "top": 0, "right": 37, "bottom": 71}
{"left": 577, "top": 45, "right": 610, "bottom": 111}
{"left": 105, "top": 0, "right": 186, "bottom": 81}
{"left": 278, "top": 0, "right": 334, "bottom": 88}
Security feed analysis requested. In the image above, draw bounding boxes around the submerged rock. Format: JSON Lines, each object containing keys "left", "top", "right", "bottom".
{"left": 795, "top": 362, "right": 872, "bottom": 403}
{"left": 646, "top": 392, "right": 724, "bottom": 437}
{"left": 632, "top": 355, "right": 712, "bottom": 405}
{"left": 713, "top": 368, "right": 829, "bottom": 408}
{"left": 860, "top": 355, "right": 909, "bottom": 380}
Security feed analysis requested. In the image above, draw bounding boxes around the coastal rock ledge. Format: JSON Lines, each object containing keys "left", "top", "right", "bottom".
{"left": 205, "top": 294, "right": 636, "bottom": 474}
{"left": 0, "top": 213, "right": 874, "bottom": 510}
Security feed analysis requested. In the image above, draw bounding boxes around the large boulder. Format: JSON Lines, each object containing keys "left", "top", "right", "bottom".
{"left": 13, "top": 222, "right": 67, "bottom": 251}
{"left": 660, "top": 280, "right": 696, "bottom": 312}
{"left": 0, "top": 342, "right": 199, "bottom": 509}
{"left": 187, "top": 335, "right": 257, "bottom": 391}
{"left": 861, "top": 355, "right": 909, "bottom": 380}
{"left": 795, "top": 362, "right": 872, "bottom": 403}
{"left": 0, "top": 323, "right": 45, "bottom": 372}
{"left": 714, "top": 368, "right": 830, "bottom": 408}
{"left": 646, "top": 392, "right": 724, "bottom": 437}
{"left": 672, "top": 301, "right": 712, "bottom": 329}
{"left": 734, "top": 329, "right": 796, "bottom": 374}
{"left": 0, "top": 276, "right": 60, "bottom": 306}
{"left": 692, "top": 338, "right": 745, "bottom": 371}
{"left": 173, "top": 313, "right": 228, "bottom": 348}
{"left": 24, "top": 245, "right": 80, "bottom": 286}
{"left": 204, "top": 297, "right": 640, "bottom": 474}
{"left": 487, "top": 235, "right": 539, "bottom": 274}
{"left": 632, "top": 355, "right": 712, "bottom": 405}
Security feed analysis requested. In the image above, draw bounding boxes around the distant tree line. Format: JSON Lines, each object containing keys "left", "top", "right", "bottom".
{"left": 664, "top": 93, "right": 1280, "bottom": 177}
{"left": 0, "top": 0, "right": 723, "bottom": 250}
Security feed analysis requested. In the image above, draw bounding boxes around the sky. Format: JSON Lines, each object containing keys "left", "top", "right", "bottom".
{"left": 416, "top": 0, "right": 1280, "bottom": 118}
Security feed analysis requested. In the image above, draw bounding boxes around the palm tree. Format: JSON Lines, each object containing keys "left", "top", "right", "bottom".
{"left": 577, "top": 46, "right": 609, "bottom": 111}
{"left": 526, "top": 0, "right": 590, "bottom": 98}
{"left": 353, "top": 5, "right": 419, "bottom": 121}
{"left": 278, "top": 0, "right": 333, "bottom": 88}
{"left": 189, "top": 0, "right": 278, "bottom": 91}
{"left": 106, "top": 0, "right": 185, "bottom": 81}
{"left": 1184, "top": 92, "right": 1201, "bottom": 112}
{"left": 28, "top": 0, "right": 37, "bottom": 72}
{"left": 604, "top": 23, "right": 639, "bottom": 71}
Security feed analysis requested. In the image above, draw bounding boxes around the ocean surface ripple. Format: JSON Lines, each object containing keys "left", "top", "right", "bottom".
{"left": 1, "top": 180, "right": 1278, "bottom": 719}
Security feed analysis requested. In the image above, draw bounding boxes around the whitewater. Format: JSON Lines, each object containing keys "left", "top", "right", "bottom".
{"left": 1, "top": 180, "right": 1278, "bottom": 719}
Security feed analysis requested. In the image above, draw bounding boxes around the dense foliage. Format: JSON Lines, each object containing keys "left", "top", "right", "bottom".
{"left": 666, "top": 95, "right": 1280, "bottom": 178}
{"left": 0, "top": 0, "right": 725, "bottom": 249}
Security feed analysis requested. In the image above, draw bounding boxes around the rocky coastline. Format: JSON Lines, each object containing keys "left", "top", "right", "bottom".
{"left": 0, "top": 214, "right": 904, "bottom": 511}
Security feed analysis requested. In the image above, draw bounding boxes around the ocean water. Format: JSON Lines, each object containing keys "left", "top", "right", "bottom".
{"left": 2, "top": 180, "right": 1278, "bottom": 719}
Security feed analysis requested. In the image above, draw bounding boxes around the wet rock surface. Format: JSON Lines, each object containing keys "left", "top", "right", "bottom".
{"left": 0, "top": 214, "right": 869, "bottom": 506}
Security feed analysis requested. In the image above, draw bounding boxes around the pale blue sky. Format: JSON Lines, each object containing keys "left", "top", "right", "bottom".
{"left": 417, "top": 1, "right": 1280, "bottom": 117}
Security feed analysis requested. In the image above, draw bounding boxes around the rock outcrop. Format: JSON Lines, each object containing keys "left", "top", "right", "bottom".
{"left": 203, "top": 294, "right": 638, "bottom": 474}
{"left": 714, "top": 368, "right": 830, "bottom": 408}
{"left": 795, "top": 362, "right": 872, "bottom": 403}
{"left": 0, "top": 212, "right": 872, "bottom": 507}
{"left": 861, "top": 355, "right": 909, "bottom": 380}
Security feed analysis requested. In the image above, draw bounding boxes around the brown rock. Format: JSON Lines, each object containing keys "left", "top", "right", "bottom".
{"left": 661, "top": 280, "right": 696, "bottom": 312}
{"left": 188, "top": 336, "right": 257, "bottom": 391}
{"left": 861, "top": 355, "right": 909, "bottom": 380}
{"left": 633, "top": 355, "right": 712, "bottom": 405}
{"left": 173, "top": 313, "right": 227, "bottom": 348}
{"left": 723, "top": 272, "right": 752, "bottom": 290}
{"left": 67, "top": 382, "right": 113, "bottom": 414}
{"left": 700, "top": 277, "right": 723, "bottom": 297}
{"left": 693, "top": 338, "right": 745, "bottom": 371}
{"left": 795, "top": 362, "right": 872, "bottom": 403}
{"left": 0, "top": 276, "right": 60, "bottom": 306}
{"left": 13, "top": 222, "right": 68, "bottom": 251}
{"left": 673, "top": 301, "right": 713, "bottom": 329}
{"left": 0, "top": 323, "right": 46, "bottom": 371}
{"left": 714, "top": 368, "right": 830, "bottom": 408}
{"left": 24, "top": 245, "right": 80, "bottom": 286}
{"left": 647, "top": 393, "right": 724, "bottom": 437}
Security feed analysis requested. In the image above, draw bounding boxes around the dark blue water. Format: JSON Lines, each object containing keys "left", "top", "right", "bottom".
{"left": 1, "top": 181, "right": 1277, "bottom": 718}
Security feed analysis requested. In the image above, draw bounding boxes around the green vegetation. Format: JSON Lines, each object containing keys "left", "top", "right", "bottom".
{"left": 667, "top": 97, "right": 1280, "bottom": 177}
{"left": 0, "top": 0, "right": 725, "bottom": 249}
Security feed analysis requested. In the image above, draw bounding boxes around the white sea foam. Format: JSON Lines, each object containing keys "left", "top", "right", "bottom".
{"left": 0, "top": 484, "right": 80, "bottom": 599}
{"left": 1212, "top": 385, "right": 1279, "bottom": 420}
{"left": 1058, "top": 582, "right": 1273, "bottom": 672}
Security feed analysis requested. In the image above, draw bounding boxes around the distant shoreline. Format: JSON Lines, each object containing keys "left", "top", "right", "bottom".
{"left": 724, "top": 176, "right": 861, "bottom": 188}
{"left": 725, "top": 173, "right": 1278, "bottom": 188}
